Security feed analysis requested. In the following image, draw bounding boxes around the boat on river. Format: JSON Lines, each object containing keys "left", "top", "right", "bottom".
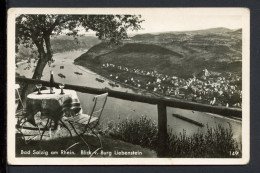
{"left": 96, "top": 78, "right": 105, "bottom": 83}
{"left": 74, "top": 72, "right": 83, "bottom": 75}
{"left": 58, "top": 73, "right": 66, "bottom": 78}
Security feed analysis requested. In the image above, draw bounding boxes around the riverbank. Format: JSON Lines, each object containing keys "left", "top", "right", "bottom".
{"left": 74, "top": 62, "right": 163, "bottom": 98}
{"left": 74, "top": 61, "right": 242, "bottom": 114}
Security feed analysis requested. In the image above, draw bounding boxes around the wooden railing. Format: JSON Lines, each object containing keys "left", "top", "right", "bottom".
{"left": 16, "top": 77, "right": 242, "bottom": 157}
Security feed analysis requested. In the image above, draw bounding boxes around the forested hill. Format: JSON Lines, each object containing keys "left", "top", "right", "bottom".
{"left": 16, "top": 35, "right": 100, "bottom": 62}
{"left": 50, "top": 35, "right": 100, "bottom": 53}
{"left": 74, "top": 27, "right": 242, "bottom": 78}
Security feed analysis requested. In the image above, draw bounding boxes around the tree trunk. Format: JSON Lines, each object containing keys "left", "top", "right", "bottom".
{"left": 21, "top": 57, "right": 49, "bottom": 106}
{"left": 20, "top": 34, "right": 53, "bottom": 107}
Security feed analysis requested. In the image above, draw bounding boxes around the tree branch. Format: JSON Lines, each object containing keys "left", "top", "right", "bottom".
{"left": 43, "top": 35, "right": 53, "bottom": 60}
{"left": 31, "top": 32, "right": 46, "bottom": 59}
{"left": 47, "top": 15, "right": 62, "bottom": 34}
{"left": 47, "top": 15, "right": 74, "bottom": 34}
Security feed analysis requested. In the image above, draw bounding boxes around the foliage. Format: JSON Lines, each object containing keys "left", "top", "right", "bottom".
{"left": 16, "top": 14, "right": 143, "bottom": 52}
{"left": 15, "top": 44, "right": 38, "bottom": 63}
{"left": 167, "top": 124, "right": 241, "bottom": 158}
{"left": 105, "top": 116, "right": 241, "bottom": 158}
{"left": 105, "top": 116, "right": 158, "bottom": 150}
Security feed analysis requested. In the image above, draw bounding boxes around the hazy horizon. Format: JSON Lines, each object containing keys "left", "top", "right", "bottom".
{"left": 68, "top": 26, "right": 241, "bottom": 38}
{"left": 77, "top": 13, "right": 242, "bottom": 36}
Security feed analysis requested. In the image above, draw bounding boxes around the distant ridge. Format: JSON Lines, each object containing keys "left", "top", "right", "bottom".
{"left": 75, "top": 27, "right": 242, "bottom": 78}
{"left": 130, "top": 27, "right": 240, "bottom": 36}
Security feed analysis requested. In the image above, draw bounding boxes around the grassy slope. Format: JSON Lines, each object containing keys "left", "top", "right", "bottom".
{"left": 75, "top": 27, "right": 242, "bottom": 78}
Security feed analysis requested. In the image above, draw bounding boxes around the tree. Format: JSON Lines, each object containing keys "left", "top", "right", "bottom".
{"left": 16, "top": 14, "right": 143, "bottom": 101}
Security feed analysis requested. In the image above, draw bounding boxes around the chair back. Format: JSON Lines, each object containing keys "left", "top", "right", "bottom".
{"left": 15, "top": 84, "right": 24, "bottom": 111}
{"left": 87, "top": 93, "right": 108, "bottom": 127}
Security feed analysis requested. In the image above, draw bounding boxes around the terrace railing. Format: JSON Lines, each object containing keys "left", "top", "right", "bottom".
{"left": 16, "top": 77, "right": 242, "bottom": 157}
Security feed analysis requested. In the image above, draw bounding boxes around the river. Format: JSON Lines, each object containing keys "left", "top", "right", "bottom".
{"left": 16, "top": 49, "right": 242, "bottom": 145}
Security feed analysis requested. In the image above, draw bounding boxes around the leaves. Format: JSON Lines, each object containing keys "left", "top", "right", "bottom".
{"left": 16, "top": 14, "right": 143, "bottom": 52}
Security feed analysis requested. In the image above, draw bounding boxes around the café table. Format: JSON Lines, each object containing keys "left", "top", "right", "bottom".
{"left": 25, "top": 88, "right": 82, "bottom": 137}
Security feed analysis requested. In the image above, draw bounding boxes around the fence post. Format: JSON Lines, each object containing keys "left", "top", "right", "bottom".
{"left": 157, "top": 103, "right": 168, "bottom": 157}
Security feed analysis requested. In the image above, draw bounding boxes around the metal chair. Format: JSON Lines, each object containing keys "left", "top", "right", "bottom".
{"left": 15, "top": 84, "right": 37, "bottom": 143}
{"left": 65, "top": 93, "right": 108, "bottom": 157}
{"left": 15, "top": 84, "right": 53, "bottom": 146}
{"left": 15, "top": 84, "right": 27, "bottom": 124}
{"left": 15, "top": 84, "right": 31, "bottom": 137}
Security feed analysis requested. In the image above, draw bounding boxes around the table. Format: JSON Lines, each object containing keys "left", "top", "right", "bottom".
{"left": 26, "top": 89, "right": 82, "bottom": 128}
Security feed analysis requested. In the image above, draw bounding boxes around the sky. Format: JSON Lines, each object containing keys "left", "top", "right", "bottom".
{"left": 136, "top": 14, "right": 242, "bottom": 34}
{"left": 78, "top": 12, "right": 243, "bottom": 36}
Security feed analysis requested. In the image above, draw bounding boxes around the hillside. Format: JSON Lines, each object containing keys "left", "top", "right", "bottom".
{"left": 16, "top": 35, "right": 100, "bottom": 62}
{"left": 74, "top": 27, "right": 242, "bottom": 78}
{"left": 50, "top": 35, "right": 100, "bottom": 53}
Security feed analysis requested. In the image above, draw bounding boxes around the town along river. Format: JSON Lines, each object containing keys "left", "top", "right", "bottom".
{"left": 16, "top": 49, "right": 242, "bottom": 147}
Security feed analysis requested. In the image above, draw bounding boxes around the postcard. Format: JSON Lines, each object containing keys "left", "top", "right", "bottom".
{"left": 7, "top": 8, "right": 250, "bottom": 165}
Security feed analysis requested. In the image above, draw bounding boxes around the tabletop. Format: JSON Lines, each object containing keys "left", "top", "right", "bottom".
{"left": 27, "top": 89, "right": 78, "bottom": 100}
{"left": 26, "top": 89, "right": 82, "bottom": 124}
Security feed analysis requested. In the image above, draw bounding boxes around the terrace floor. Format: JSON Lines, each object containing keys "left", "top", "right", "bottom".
{"left": 15, "top": 121, "right": 157, "bottom": 158}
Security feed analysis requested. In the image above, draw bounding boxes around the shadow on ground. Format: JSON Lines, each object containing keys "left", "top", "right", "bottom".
{"left": 16, "top": 121, "right": 157, "bottom": 158}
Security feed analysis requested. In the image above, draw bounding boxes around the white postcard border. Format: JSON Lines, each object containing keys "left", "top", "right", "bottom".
{"left": 7, "top": 8, "right": 250, "bottom": 165}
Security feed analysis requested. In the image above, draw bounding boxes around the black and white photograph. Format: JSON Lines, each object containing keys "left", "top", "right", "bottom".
{"left": 7, "top": 8, "right": 250, "bottom": 165}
